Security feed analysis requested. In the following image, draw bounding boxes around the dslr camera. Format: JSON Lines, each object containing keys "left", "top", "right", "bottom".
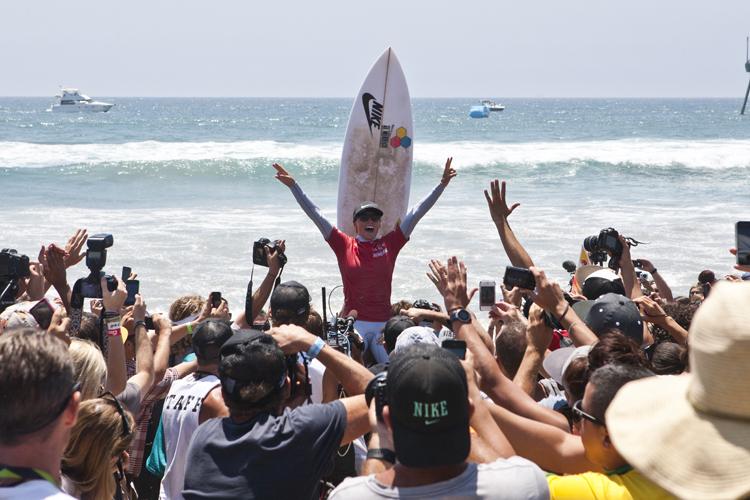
{"left": 0, "top": 249, "right": 31, "bottom": 312}
{"left": 583, "top": 228, "right": 624, "bottom": 270}
{"left": 76, "top": 234, "right": 118, "bottom": 300}
{"left": 325, "top": 314, "right": 362, "bottom": 357}
{"left": 252, "top": 238, "right": 287, "bottom": 268}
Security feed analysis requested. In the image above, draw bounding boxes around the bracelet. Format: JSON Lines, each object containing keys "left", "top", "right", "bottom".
{"left": 566, "top": 321, "right": 580, "bottom": 333}
{"left": 366, "top": 448, "right": 396, "bottom": 463}
{"left": 306, "top": 337, "right": 325, "bottom": 359}
{"left": 103, "top": 311, "right": 120, "bottom": 319}
{"left": 134, "top": 320, "right": 147, "bottom": 330}
{"left": 558, "top": 303, "right": 571, "bottom": 322}
{"left": 186, "top": 323, "right": 194, "bottom": 335}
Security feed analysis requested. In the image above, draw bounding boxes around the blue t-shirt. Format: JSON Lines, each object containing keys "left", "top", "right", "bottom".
{"left": 183, "top": 400, "right": 347, "bottom": 500}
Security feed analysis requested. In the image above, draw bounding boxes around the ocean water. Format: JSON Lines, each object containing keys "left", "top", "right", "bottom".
{"left": 1, "top": 97, "right": 748, "bottom": 314}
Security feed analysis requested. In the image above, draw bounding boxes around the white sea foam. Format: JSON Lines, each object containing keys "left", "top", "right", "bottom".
{"left": 2, "top": 138, "right": 750, "bottom": 169}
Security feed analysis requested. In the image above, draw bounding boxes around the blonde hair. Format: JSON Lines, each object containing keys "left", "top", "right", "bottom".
{"left": 169, "top": 294, "right": 205, "bottom": 321}
{"left": 62, "top": 397, "right": 134, "bottom": 500}
{"left": 69, "top": 339, "right": 107, "bottom": 401}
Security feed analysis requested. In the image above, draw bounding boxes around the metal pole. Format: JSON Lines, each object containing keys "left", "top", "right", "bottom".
{"left": 742, "top": 79, "right": 750, "bottom": 115}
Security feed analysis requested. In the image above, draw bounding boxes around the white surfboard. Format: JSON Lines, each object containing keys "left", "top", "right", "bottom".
{"left": 337, "top": 47, "right": 413, "bottom": 236}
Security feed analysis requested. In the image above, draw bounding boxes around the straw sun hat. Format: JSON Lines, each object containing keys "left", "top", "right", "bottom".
{"left": 606, "top": 282, "right": 750, "bottom": 500}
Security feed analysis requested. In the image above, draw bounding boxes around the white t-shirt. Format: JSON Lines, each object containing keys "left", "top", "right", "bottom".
{"left": 328, "top": 456, "right": 549, "bottom": 500}
{"left": 0, "top": 480, "right": 75, "bottom": 500}
{"left": 308, "top": 357, "right": 326, "bottom": 404}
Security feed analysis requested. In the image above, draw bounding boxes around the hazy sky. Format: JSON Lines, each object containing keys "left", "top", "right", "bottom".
{"left": 2, "top": 1, "right": 749, "bottom": 97}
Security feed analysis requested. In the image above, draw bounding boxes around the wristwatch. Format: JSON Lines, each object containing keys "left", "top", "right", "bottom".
{"left": 449, "top": 308, "right": 471, "bottom": 324}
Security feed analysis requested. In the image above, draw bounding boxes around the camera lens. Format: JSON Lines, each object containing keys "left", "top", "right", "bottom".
{"left": 583, "top": 235, "right": 600, "bottom": 252}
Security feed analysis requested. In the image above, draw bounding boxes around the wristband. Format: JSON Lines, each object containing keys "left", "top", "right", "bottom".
{"left": 366, "top": 448, "right": 396, "bottom": 463}
{"left": 306, "top": 337, "right": 325, "bottom": 359}
{"left": 106, "top": 320, "right": 121, "bottom": 337}
{"left": 103, "top": 311, "right": 121, "bottom": 319}
{"left": 186, "top": 322, "right": 194, "bottom": 336}
{"left": 134, "top": 320, "right": 147, "bottom": 330}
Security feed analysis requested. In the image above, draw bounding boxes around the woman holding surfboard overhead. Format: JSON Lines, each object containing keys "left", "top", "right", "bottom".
{"left": 273, "top": 159, "right": 456, "bottom": 363}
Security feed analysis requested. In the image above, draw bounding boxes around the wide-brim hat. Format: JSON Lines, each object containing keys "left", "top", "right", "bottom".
{"left": 607, "top": 282, "right": 750, "bottom": 499}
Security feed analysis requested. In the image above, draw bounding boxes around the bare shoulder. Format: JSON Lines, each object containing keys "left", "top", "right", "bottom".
{"left": 199, "top": 384, "right": 228, "bottom": 423}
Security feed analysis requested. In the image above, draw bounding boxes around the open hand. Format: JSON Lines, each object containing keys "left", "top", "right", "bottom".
{"left": 63, "top": 229, "right": 88, "bottom": 268}
{"left": 440, "top": 157, "right": 457, "bottom": 186}
{"left": 484, "top": 179, "right": 520, "bottom": 224}
{"left": 273, "top": 163, "right": 295, "bottom": 188}
{"left": 443, "top": 257, "right": 478, "bottom": 312}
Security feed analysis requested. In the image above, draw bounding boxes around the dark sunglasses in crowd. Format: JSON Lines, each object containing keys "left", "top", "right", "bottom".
{"left": 572, "top": 399, "right": 604, "bottom": 426}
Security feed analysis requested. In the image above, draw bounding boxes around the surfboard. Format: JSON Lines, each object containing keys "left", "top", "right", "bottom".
{"left": 337, "top": 47, "right": 413, "bottom": 236}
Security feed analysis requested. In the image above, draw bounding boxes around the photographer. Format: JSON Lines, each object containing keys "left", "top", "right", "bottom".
{"left": 233, "top": 240, "right": 287, "bottom": 330}
{"left": 273, "top": 159, "right": 456, "bottom": 364}
{"left": 183, "top": 324, "right": 373, "bottom": 499}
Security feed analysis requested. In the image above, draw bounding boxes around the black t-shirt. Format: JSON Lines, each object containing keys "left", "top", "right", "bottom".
{"left": 182, "top": 400, "right": 347, "bottom": 500}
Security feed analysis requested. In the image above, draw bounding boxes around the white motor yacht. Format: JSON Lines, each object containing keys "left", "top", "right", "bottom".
{"left": 481, "top": 99, "right": 505, "bottom": 112}
{"left": 50, "top": 88, "right": 114, "bottom": 112}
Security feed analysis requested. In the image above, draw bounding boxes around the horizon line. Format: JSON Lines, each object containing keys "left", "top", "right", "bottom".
{"left": 0, "top": 95, "right": 744, "bottom": 100}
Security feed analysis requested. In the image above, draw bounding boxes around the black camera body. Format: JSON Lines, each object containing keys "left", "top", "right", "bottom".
{"left": 79, "top": 272, "right": 118, "bottom": 300}
{"left": 0, "top": 249, "right": 30, "bottom": 280}
{"left": 325, "top": 315, "right": 359, "bottom": 356}
{"left": 0, "top": 249, "right": 31, "bottom": 312}
{"left": 252, "top": 238, "right": 287, "bottom": 268}
{"left": 365, "top": 372, "right": 388, "bottom": 422}
{"left": 583, "top": 228, "right": 623, "bottom": 270}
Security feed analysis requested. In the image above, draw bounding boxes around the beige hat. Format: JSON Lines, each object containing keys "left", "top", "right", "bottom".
{"left": 606, "top": 281, "right": 750, "bottom": 500}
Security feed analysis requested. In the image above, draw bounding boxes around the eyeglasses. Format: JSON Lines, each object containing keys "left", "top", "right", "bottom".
{"left": 357, "top": 214, "right": 381, "bottom": 222}
{"left": 100, "top": 391, "right": 132, "bottom": 437}
{"left": 572, "top": 399, "right": 604, "bottom": 426}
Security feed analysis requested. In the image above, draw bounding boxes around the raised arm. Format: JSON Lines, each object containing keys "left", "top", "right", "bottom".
{"left": 399, "top": 157, "right": 456, "bottom": 237}
{"left": 128, "top": 295, "right": 155, "bottom": 395}
{"left": 431, "top": 257, "right": 568, "bottom": 431}
{"left": 233, "top": 242, "right": 285, "bottom": 329}
{"left": 484, "top": 179, "right": 534, "bottom": 268}
{"left": 273, "top": 163, "right": 334, "bottom": 239}
{"left": 636, "top": 259, "right": 674, "bottom": 302}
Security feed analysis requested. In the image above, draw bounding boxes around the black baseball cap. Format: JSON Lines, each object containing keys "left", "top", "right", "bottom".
{"left": 572, "top": 293, "right": 644, "bottom": 344}
{"left": 270, "top": 281, "right": 310, "bottom": 318}
{"left": 219, "top": 329, "right": 286, "bottom": 407}
{"left": 352, "top": 202, "right": 383, "bottom": 221}
{"left": 383, "top": 315, "right": 416, "bottom": 353}
{"left": 192, "top": 320, "right": 234, "bottom": 364}
{"left": 386, "top": 343, "right": 470, "bottom": 467}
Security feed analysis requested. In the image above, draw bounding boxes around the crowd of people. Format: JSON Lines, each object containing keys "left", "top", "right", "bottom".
{"left": 1, "top": 169, "right": 749, "bottom": 500}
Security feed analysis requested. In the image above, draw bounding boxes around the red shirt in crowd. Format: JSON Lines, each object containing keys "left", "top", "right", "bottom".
{"left": 327, "top": 227, "right": 408, "bottom": 322}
